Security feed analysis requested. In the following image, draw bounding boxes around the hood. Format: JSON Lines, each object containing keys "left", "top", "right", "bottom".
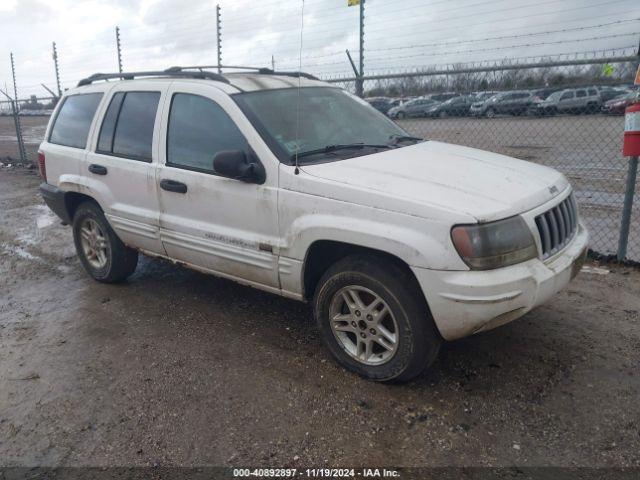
{"left": 299, "top": 141, "right": 568, "bottom": 222}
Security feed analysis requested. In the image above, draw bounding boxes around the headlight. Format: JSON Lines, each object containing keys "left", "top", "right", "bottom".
{"left": 451, "top": 216, "right": 537, "bottom": 270}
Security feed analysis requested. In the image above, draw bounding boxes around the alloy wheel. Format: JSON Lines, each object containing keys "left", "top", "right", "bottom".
{"left": 328, "top": 285, "right": 399, "bottom": 366}
{"left": 79, "top": 218, "right": 109, "bottom": 269}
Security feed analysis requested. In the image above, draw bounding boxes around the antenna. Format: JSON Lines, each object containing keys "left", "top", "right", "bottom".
{"left": 294, "top": 0, "right": 305, "bottom": 175}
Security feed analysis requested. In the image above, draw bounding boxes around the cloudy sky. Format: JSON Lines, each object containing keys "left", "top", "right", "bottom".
{"left": 0, "top": 0, "right": 638, "bottom": 97}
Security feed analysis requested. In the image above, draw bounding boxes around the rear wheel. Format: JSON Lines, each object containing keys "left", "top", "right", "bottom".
{"left": 485, "top": 108, "right": 496, "bottom": 118}
{"left": 313, "top": 255, "right": 442, "bottom": 382}
{"left": 72, "top": 201, "right": 138, "bottom": 283}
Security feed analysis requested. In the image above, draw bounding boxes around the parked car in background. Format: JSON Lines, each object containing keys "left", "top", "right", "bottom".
{"left": 424, "top": 95, "right": 475, "bottom": 117}
{"left": 388, "top": 98, "right": 405, "bottom": 109}
{"left": 555, "top": 87, "right": 601, "bottom": 114}
{"left": 598, "top": 87, "right": 630, "bottom": 103}
{"left": 387, "top": 97, "right": 439, "bottom": 118}
{"left": 530, "top": 87, "right": 563, "bottom": 102}
{"left": 529, "top": 87, "right": 563, "bottom": 114}
{"left": 533, "top": 90, "right": 565, "bottom": 116}
{"left": 366, "top": 97, "right": 393, "bottom": 115}
{"left": 602, "top": 91, "right": 637, "bottom": 115}
{"left": 470, "top": 91, "right": 533, "bottom": 117}
{"left": 473, "top": 91, "right": 499, "bottom": 102}
{"left": 425, "top": 92, "right": 460, "bottom": 102}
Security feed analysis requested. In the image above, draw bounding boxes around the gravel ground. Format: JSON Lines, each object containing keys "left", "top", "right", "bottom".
{"left": 1, "top": 168, "right": 639, "bottom": 470}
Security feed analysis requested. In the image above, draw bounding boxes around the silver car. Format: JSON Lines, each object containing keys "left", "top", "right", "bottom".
{"left": 548, "top": 87, "right": 601, "bottom": 115}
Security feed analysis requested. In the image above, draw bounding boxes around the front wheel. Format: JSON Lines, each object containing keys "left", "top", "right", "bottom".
{"left": 313, "top": 255, "right": 442, "bottom": 382}
{"left": 73, "top": 201, "right": 138, "bottom": 283}
{"left": 485, "top": 108, "right": 496, "bottom": 118}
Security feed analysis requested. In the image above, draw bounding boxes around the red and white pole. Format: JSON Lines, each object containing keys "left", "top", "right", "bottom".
{"left": 618, "top": 101, "right": 640, "bottom": 260}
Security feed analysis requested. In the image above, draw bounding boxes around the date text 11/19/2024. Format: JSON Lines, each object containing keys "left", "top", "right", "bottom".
{"left": 233, "top": 468, "right": 400, "bottom": 478}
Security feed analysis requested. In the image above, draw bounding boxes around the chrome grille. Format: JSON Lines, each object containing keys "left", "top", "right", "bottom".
{"left": 534, "top": 194, "right": 578, "bottom": 259}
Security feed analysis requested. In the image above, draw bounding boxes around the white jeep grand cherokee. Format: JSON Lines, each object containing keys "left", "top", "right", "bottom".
{"left": 39, "top": 68, "right": 588, "bottom": 382}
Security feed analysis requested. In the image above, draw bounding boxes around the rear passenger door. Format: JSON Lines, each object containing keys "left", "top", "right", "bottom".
{"left": 155, "top": 83, "right": 280, "bottom": 290}
{"left": 85, "top": 82, "right": 166, "bottom": 254}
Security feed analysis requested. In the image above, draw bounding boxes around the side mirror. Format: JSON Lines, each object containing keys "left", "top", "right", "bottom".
{"left": 213, "top": 150, "right": 265, "bottom": 184}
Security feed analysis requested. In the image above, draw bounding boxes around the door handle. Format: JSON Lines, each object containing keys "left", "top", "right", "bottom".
{"left": 160, "top": 179, "right": 188, "bottom": 194}
{"left": 88, "top": 164, "right": 107, "bottom": 175}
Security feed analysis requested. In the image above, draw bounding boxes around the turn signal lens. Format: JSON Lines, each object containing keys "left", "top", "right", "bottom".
{"left": 451, "top": 216, "right": 537, "bottom": 270}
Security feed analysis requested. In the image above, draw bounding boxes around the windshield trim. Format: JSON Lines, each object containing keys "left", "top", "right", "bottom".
{"left": 232, "top": 86, "right": 411, "bottom": 166}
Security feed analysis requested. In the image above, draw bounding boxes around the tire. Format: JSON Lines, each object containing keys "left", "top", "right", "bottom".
{"left": 485, "top": 108, "right": 495, "bottom": 118}
{"left": 313, "top": 254, "right": 442, "bottom": 382}
{"left": 396, "top": 112, "right": 406, "bottom": 119}
{"left": 72, "top": 201, "right": 138, "bottom": 283}
{"left": 439, "top": 110, "right": 447, "bottom": 118}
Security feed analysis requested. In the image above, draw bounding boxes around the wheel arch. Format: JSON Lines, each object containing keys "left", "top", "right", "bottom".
{"left": 301, "top": 240, "right": 426, "bottom": 305}
{"left": 64, "top": 191, "right": 102, "bottom": 221}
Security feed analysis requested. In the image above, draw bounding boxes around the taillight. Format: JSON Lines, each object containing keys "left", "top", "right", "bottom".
{"left": 38, "top": 151, "right": 47, "bottom": 183}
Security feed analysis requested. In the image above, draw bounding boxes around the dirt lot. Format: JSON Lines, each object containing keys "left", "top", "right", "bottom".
{"left": 1, "top": 168, "right": 639, "bottom": 470}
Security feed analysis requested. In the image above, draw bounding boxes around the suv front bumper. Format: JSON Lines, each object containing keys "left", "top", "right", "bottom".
{"left": 412, "top": 222, "right": 589, "bottom": 341}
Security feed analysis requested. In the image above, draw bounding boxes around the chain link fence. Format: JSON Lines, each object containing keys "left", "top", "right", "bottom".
{"left": 328, "top": 54, "right": 640, "bottom": 262}
{"left": 0, "top": 95, "right": 57, "bottom": 163}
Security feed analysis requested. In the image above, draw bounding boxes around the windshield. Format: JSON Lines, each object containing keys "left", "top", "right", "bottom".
{"left": 546, "top": 91, "right": 564, "bottom": 101}
{"left": 234, "top": 87, "right": 411, "bottom": 164}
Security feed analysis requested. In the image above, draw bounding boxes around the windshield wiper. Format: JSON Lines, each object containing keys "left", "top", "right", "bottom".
{"left": 292, "top": 143, "right": 390, "bottom": 160}
{"left": 388, "top": 134, "right": 424, "bottom": 145}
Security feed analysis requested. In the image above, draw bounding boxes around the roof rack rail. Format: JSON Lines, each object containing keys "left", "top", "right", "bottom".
{"left": 168, "top": 65, "right": 320, "bottom": 81}
{"left": 77, "top": 69, "right": 230, "bottom": 87}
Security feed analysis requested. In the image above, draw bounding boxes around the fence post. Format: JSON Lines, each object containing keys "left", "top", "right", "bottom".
{"left": 216, "top": 5, "right": 222, "bottom": 74}
{"left": 356, "top": 0, "right": 365, "bottom": 97}
{"left": 617, "top": 156, "right": 638, "bottom": 261}
{"left": 52, "top": 41, "right": 62, "bottom": 97}
{"left": 9, "top": 53, "right": 27, "bottom": 164}
{"left": 115, "top": 26, "right": 123, "bottom": 73}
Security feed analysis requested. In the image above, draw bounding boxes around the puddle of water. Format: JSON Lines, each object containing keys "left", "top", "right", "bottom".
{"left": 1, "top": 243, "right": 41, "bottom": 261}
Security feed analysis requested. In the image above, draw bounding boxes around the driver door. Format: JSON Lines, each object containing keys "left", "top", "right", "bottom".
{"left": 155, "top": 83, "right": 280, "bottom": 291}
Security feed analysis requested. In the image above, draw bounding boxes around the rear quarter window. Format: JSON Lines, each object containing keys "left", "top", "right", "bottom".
{"left": 48, "top": 93, "right": 103, "bottom": 149}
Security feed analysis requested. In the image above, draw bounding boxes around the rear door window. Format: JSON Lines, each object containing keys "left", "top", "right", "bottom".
{"left": 97, "top": 92, "right": 124, "bottom": 153}
{"left": 587, "top": 88, "right": 597, "bottom": 96}
{"left": 49, "top": 93, "right": 103, "bottom": 149}
{"left": 97, "top": 91, "right": 160, "bottom": 161}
